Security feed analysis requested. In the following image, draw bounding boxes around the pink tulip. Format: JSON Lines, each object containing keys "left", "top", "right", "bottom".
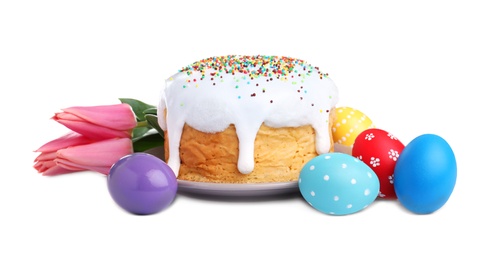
{"left": 53, "top": 104, "right": 137, "bottom": 140}
{"left": 34, "top": 134, "right": 133, "bottom": 176}
{"left": 35, "top": 131, "right": 94, "bottom": 153}
{"left": 34, "top": 132, "right": 92, "bottom": 175}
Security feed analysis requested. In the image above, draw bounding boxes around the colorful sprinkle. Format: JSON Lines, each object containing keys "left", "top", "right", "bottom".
{"left": 178, "top": 55, "right": 328, "bottom": 81}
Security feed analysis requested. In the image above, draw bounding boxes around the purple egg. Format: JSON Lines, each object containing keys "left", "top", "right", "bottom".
{"left": 107, "top": 153, "right": 177, "bottom": 215}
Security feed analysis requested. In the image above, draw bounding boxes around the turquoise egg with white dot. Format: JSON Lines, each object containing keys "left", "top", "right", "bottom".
{"left": 299, "top": 152, "right": 380, "bottom": 215}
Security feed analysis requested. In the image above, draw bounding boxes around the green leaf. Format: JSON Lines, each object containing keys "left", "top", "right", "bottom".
{"left": 143, "top": 107, "right": 157, "bottom": 115}
{"left": 145, "top": 114, "right": 165, "bottom": 138}
{"left": 132, "top": 132, "right": 164, "bottom": 153}
{"left": 119, "top": 98, "right": 155, "bottom": 122}
{"left": 132, "top": 126, "right": 151, "bottom": 139}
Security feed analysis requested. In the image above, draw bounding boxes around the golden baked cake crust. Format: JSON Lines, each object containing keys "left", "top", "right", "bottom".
{"left": 165, "top": 112, "right": 335, "bottom": 183}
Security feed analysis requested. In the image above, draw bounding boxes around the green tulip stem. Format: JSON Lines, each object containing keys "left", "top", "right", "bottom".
{"left": 136, "top": 121, "right": 148, "bottom": 128}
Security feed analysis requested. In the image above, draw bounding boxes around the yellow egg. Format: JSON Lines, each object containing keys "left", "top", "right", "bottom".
{"left": 332, "top": 107, "right": 375, "bottom": 154}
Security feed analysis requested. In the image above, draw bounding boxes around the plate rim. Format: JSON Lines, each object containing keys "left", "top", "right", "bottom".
{"left": 176, "top": 179, "right": 299, "bottom": 196}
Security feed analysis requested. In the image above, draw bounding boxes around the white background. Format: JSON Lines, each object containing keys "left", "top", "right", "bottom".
{"left": 1, "top": 0, "right": 488, "bottom": 259}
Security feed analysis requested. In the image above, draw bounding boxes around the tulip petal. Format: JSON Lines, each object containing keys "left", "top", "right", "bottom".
{"left": 53, "top": 112, "right": 85, "bottom": 122}
{"left": 34, "top": 160, "right": 55, "bottom": 173}
{"left": 55, "top": 119, "right": 131, "bottom": 140}
{"left": 87, "top": 166, "right": 111, "bottom": 175}
{"left": 33, "top": 160, "right": 81, "bottom": 176}
{"left": 57, "top": 158, "right": 111, "bottom": 175}
{"left": 62, "top": 104, "right": 136, "bottom": 131}
{"left": 57, "top": 138, "right": 133, "bottom": 167}
{"left": 54, "top": 158, "right": 91, "bottom": 171}
{"left": 34, "top": 151, "right": 57, "bottom": 162}
{"left": 35, "top": 132, "right": 93, "bottom": 153}
{"left": 42, "top": 165, "right": 80, "bottom": 176}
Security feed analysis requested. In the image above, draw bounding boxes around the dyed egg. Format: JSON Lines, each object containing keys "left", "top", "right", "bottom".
{"left": 352, "top": 128, "right": 405, "bottom": 199}
{"left": 107, "top": 153, "right": 178, "bottom": 215}
{"left": 299, "top": 153, "right": 380, "bottom": 215}
{"left": 332, "top": 107, "right": 375, "bottom": 155}
{"left": 394, "top": 134, "right": 457, "bottom": 214}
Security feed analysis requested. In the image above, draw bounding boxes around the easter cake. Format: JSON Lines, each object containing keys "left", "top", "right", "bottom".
{"left": 157, "top": 55, "right": 339, "bottom": 183}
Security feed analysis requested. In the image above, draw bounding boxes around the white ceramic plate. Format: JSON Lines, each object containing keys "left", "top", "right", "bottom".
{"left": 177, "top": 180, "right": 299, "bottom": 197}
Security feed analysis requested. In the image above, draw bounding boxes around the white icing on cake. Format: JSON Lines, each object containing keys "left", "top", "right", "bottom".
{"left": 157, "top": 55, "right": 339, "bottom": 176}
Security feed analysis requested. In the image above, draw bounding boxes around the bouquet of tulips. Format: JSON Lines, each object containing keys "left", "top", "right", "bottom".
{"left": 34, "top": 99, "right": 164, "bottom": 176}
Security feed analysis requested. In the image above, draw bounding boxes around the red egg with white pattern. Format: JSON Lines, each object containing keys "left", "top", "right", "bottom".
{"left": 352, "top": 128, "right": 405, "bottom": 199}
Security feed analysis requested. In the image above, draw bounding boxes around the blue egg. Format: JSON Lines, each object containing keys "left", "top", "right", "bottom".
{"left": 394, "top": 134, "right": 457, "bottom": 214}
{"left": 299, "top": 153, "right": 379, "bottom": 215}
